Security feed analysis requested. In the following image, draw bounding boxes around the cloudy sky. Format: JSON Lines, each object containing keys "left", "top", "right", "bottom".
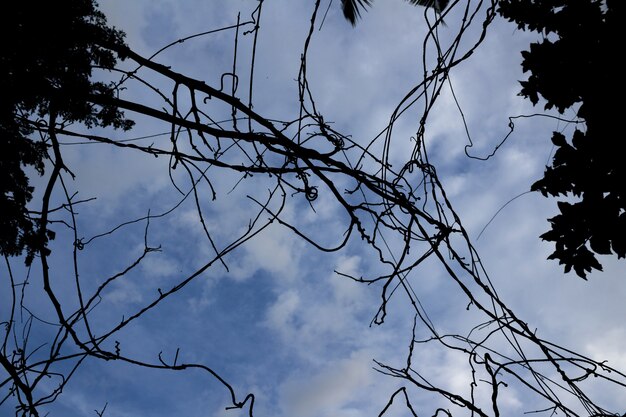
{"left": 2, "top": 1, "right": 624, "bottom": 416}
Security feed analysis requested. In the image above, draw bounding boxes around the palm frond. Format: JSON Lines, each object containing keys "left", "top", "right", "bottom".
{"left": 405, "top": 0, "right": 449, "bottom": 13}
{"left": 341, "top": 0, "right": 373, "bottom": 26}
{"left": 341, "top": 0, "right": 449, "bottom": 25}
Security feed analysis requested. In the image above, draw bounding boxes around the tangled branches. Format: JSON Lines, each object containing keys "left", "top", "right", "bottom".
{"left": 2, "top": 1, "right": 624, "bottom": 416}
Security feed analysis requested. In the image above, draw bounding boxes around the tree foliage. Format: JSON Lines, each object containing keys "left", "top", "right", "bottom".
{"left": 0, "top": 0, "right": 132, "bottom": 265}
{"left": 498, "top": 0, "right": 624, "bottom": 277}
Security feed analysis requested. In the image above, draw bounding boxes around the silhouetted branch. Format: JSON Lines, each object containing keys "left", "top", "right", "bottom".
{"left": 3, "top": 1, "right": 625, "bottom": 416}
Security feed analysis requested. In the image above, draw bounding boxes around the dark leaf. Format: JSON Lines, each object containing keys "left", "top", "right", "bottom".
{"left": 551, "top": 132, "right": 567, "bottom": 147}
{"left": 589, "top": 236, "right": 612, "bottom": 255}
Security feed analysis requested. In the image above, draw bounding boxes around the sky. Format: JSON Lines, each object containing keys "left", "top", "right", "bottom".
{"left": 2, "top": 1, "right": 625, "bottom": 416}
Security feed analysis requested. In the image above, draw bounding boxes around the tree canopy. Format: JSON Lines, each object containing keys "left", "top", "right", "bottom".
{"left": 0, "top": 0, "right": 132, "bottom": 264}
{"left": 498, "top": 0, "right": 624, "bottom": 278}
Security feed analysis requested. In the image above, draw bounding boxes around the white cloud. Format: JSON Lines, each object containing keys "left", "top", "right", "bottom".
{"left": 278, "top": 351, "right": 376, "bottom": 417}
{"left": 266, "top": 289, "right": 300, "bottom": 330}
{"left": 140, "top": 252, "right": 180, "bottom": 278}
{"left": 331, "top": 255, "right": 368, "bottom": 305}
{"left": 106, "top": 279, "right": 145, "bottom": 305}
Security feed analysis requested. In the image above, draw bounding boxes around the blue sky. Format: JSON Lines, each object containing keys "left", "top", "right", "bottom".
{"left": 2, "top": 1, "right": 625, "bottom": 416}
